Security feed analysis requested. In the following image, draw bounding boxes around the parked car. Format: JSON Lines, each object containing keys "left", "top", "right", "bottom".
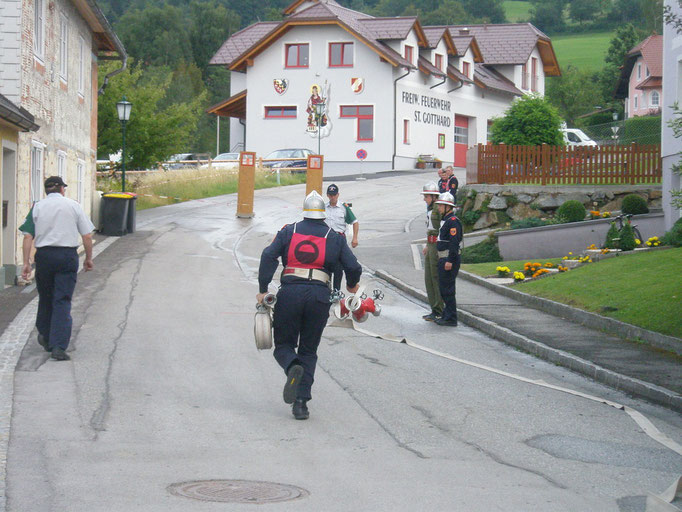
{"left": 163, "top": 153, "right": 204, "bottom": 170}
{"left": 560, "top": 129, "right": 597, "bottom": 147}
{"left": 200, "top": 152, "right": 240, "bottom": 170}
{"left": 262, "top": 148, "right": 314, "bottom": 169}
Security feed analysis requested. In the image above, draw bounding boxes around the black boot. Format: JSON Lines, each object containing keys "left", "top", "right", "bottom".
{"left": 292, "top": 398, "right": 309, "bottom": 420}
{"left": 283, "top": 364, "right": 304, "bottom": 404}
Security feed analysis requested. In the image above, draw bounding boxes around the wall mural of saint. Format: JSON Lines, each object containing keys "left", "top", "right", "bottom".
{"left": 306, "top": 81, "right": 332, "bottom": 138}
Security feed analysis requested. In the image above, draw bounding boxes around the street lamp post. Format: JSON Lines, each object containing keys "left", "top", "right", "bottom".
{"left": 611, "top": 111, "right": 619, "bottom": 142}
{"left": 314, "top": 103, "right": 324, "bottom": 155}
{"left": 116, "top": 97, "right": 132, "bottom": 192}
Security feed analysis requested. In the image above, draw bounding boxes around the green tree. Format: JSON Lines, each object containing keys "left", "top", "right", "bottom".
{"left": 98, "top": 61, "right": 206, "bottom": 169}
{"left": 530, "top": 0, "right": 567, "bottom": 33}
{"left": 461, "top": 0, "right": 506, "bottom": 23}
{"left": 490, "top": 95, "right": 564, "bottom": 146}
{"left": 570, "top": 0, "right": 601, "bottom": 24}
{"left": 419, "top": 0, "right": 468, "bottom": 25}
{"left": 188, "top": 1, "right": 241, "bottom": 72}
{"left": 546, "top": 65, "right": 604, "bottom": 125}
{"left": 115, "top": 4, "right": 192, "bottom": 67}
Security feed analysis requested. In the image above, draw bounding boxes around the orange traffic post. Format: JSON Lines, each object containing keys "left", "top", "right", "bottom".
{"left": 237, "top": 151, "right": 256, "bottom": 218}
{"left": 306, "top": 155, "right": 324, "bottom": 196}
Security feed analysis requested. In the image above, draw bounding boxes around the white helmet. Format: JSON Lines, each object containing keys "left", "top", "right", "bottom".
{"left": 435, "top": 192, "right": 455, "bottom": 207}
{"left": 303, "top": 190, "right": 326, "bottom": 219}
{"left": 420, "top": 181, "right": 439, "bottom": 195}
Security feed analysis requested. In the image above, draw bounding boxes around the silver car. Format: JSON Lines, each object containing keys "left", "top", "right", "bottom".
{"left": 200, "top": 152, "right": 240, "bottom": 170}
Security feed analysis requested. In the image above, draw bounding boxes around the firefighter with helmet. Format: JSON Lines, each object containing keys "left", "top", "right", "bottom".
{"left": 257, "top": 190, "right": 362, "bottom": 420}
{"left": 434, "top": 191, "right": 463, "bottom": 327}
{"left": 420, "top": 182, "right": 444, "bottom": 321}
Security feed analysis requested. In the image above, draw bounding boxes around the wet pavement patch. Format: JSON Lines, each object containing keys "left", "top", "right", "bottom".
{"left": 167, "top": 479, "right": 309, "bottom": 503}
{"left": 526, "top": 434, "right": 682, "bottom": 472}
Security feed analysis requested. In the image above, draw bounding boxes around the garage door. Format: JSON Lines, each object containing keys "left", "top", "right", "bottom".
{"left": 454, "top": 115, "right": 469, "bottom": 168}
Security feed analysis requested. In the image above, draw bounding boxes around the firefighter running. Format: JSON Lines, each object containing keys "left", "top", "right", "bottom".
{"left": 257, "top": 191, "right": 362, "bottom": 420}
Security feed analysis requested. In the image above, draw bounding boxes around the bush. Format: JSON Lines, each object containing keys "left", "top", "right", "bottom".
{"left": 461, "top": 236, "right": 502, "bottom": 263}
{"left": 621, "top": 194, "right": 649, "bottom": 215}
{"left": 621, "top": 115, "right": 661, "bottom": 145}
{"left": 619, "top": 221, "right": 637, "bottom": 251}
{"left": 661, "top": 217, "right": 682, "bottom": 247}
{"left": 490, "top": 95, "right": 564, "bottom": 146}
{"left": 605, "top": 222, "right": 620, "bottom": 249}
{"left": 556, "top": 200, "right": 587, "bottom": 223}
{"left": 510, "top": 217, "right": 551, "bottom": 230}
{"left": 461, "top": 210, "right": 482, "bottom": 226}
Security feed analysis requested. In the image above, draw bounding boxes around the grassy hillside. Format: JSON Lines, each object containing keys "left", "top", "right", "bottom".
{"left": 551, "top": 31, "right": 614, "bottom": 71}
{"left": 503, "top": 0, "right": 532, "bottom": 22}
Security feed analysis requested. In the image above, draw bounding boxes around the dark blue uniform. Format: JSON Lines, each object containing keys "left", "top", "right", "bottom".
{"left": 436, "top": 211, "right": 463, "bottom": 324}
{"left": 259, "top": 218, "right": 362, "bottom": 401}
{"left": 438, "top": 175, "right": 458, "bottom": 197}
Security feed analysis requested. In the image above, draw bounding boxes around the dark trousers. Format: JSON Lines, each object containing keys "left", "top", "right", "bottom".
{"left": 272, "top": 283, "right": 331, "bottom": 401}
{"left": 34, "top": 247, "right": 79, "bottom": 350}
{"left": 437, "top": 258, "right": 460, "bottom": 323}
{"left": 332, "top": 233, "right": 346, "bottom": 291}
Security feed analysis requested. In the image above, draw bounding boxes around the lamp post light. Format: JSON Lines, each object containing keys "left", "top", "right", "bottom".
{"left": 314, "top": 102, "right": 324, "bottom": 155}
{"left": 116, "top": 97, "right": 132, "bottom": 192}
{"left": 611, "top": 111, "right": 620, "bottom": 142}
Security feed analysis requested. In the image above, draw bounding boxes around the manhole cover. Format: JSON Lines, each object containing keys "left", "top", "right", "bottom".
{"left": 168, "top": 479, "right": 309, "bottom": 504}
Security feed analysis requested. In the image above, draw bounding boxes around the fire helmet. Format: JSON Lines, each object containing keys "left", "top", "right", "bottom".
{"left": 303, "top": 190, "right": 326, "bottom": 219}
{"left": 435, "top": 192, "right": 455, "bottom": 207}
{"left": 420, "top": 181, "right": 439, "bottom": 195}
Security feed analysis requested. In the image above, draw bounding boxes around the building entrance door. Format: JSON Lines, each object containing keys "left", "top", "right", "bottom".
{"left": 2, "top": 146, "right": 17, "bottom": 284}
{"left": 454, "top": 115, "right": 469, "bottom": 168}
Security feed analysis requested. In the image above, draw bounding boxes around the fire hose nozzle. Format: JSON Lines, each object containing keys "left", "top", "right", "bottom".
{"left": 263, "top": 293, "right": 277, "bottom": 307}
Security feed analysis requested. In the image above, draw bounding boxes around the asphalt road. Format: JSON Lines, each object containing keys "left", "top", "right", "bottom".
{"left": 6, "top": 173, "right": 682, "bottom": 511}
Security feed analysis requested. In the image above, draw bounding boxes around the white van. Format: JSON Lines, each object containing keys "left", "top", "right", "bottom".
{"left": 560, "top": 128, "right": 597, "bottom": 147}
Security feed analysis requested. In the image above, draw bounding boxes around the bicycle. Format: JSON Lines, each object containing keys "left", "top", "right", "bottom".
{"left": 612, "top": 213, "right": 643, "bottom": 247}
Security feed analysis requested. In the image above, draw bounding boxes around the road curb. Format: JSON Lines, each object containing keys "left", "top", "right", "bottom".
{"left": 457, "top": 270, "right": 682, "bottom": 356}
{"left": 374, "top": 269, "right": 682, "bottom": 413}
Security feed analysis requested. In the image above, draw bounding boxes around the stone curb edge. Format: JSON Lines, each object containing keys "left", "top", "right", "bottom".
{"left": 458, "top": 270, "right": 682, "bottom": 357}
{"left": 374, "top": 269, "right": 682, "bottom": 413}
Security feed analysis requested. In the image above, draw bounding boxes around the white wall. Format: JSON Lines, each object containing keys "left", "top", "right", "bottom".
{"left": 0, "top": 0, "right": 22, "bottom": 104}
{"left": 662, "top": 0, "right": 682, "bottom": 230}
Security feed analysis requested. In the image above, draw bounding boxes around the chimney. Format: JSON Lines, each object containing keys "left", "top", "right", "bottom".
{"left": 459, "top": 27, "right": 470, "bottom": 35}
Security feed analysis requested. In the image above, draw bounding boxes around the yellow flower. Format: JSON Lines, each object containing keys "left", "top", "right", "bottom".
{"left": 635, "top": 239, "right": 641, "bottom": 245}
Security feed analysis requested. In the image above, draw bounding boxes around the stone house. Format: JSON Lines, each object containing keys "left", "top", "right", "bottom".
{"left": 0, "top": 0, "right": 126, "bottom": 284}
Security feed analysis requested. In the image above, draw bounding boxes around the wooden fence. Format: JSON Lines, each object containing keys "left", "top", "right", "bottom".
{"left": 476, "top": 143, "right": 661, "bottom": 185}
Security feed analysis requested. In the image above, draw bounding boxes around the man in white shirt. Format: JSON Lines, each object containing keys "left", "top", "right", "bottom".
{"left": 20, "top": 176, "right": 95, "bottom": 361}
{"left": 324, "top": 183, "right": 359, "bottom": 291}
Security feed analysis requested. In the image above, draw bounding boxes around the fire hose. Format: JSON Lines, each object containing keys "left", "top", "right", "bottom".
{"left": 253, "top": 293, "right": 277, "bottom": 350}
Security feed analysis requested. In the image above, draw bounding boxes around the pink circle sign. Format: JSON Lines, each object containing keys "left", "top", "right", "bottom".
{"left": 356, "top": 149, "right": 367, "bottom": 160}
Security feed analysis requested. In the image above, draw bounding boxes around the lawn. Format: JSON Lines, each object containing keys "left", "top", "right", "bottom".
{"left": 98, "top": 168, "right": 307, "bottom": 210}
{"left": 463, "top": 248, "right": 682, "bottom": 338}
{"left": 552, "top": 31, "right": 614, "bottom": 71}
{"left": 503, "top": 0, "right": 532, "bottom": 22}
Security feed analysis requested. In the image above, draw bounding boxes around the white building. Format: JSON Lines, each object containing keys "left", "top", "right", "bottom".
{"left": 662, "top": 0, "right": 682, "bottom": 230}
{"left": 0, "top": 0, "right": 125, "bottom": 284}
{"left": 208, "top": 0, "right": 560, "bottom": 176}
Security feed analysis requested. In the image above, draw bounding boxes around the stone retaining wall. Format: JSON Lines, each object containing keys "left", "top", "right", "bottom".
{"left": 459, "top": 184, "right": 662, "bottom": 230}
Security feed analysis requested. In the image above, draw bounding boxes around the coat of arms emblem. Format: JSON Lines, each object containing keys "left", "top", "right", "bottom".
{"left": 350, "top": 77, "right": 364, "bottom": 94}
{"left": 273, "top": 79, "right": 289, "bottom": 95}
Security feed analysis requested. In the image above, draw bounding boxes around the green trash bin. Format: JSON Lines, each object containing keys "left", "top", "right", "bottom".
{"left": 101, "top": 193, "right": 131, "bottom": 236}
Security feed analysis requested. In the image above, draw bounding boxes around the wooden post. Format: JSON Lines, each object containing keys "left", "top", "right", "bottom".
{"left": 236, "top": 151, "right": 256, "bottom": 218}
{"left": 541, "top": 143, "right": 548, "bottom": 186}
{"left": 498, "top": 143, "right": 505, "bottom": 184}
{"left": 306, "top": 155, "right": 324, "bottom": 196}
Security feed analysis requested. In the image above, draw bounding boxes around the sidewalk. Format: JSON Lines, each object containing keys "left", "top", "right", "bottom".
{"left": 355, "top": 229, "right": 682, "bottom": 413}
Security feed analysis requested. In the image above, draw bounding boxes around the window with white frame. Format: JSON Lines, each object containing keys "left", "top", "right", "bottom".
{"left": 31, "top": 142, "right": 44, "bottom": 203}
{"left": 521, "top": 63, "right": 528, "bottom": 90}
{"left": 646, "top": 66, "right": 650, "bottom": 77}
{"left": 78, "top": 36, "right": 86, "bottom": 95}
{"left": 634, "top": 94, "right": 638, "bottom": 109}
{"left": 642, "top": 91, "right": 647, "bottom": 108}
{"left": 57, "top": 151, "right": 67, "bottom": 178}
{"left": 77, "top": 160, "right": 85, "bottom": 204}
{"left": 59, "top": 15, "right": 68, "bottom": 80}
{"left": 637, "top": 63, "right": 641, "bottom": 80}
{"left": 33, "top": 0, "right": 45, "bottom": 60}
{"left": 651, "top": 90, "right": 660, "bottom": 106}
{"left": 434, "top": 53, "right": 443, "bottom": 71}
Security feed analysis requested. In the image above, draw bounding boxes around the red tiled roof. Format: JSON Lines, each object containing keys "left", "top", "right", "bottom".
{"left": 450, "top": 35, "right": 473, "bottom": 57}
{"left": 448, "top": 23, "right": 549, "bottom": 65}
{"left": 627, "top": 34, "right": 662, "bottom": 77}
{"left": 209, "top": 22, "right": 279, "bottom": 65}
{"left": 418, "top": 56, "right": 446, "bottom": 77}
{"left": 474, "top": 64, "right": 522, "bottom": 96}
{"left": 359, "top": 17, "right": 418, "bottom": 40}
{"left": 635, "top": 76, "right": 662, "bottom": 89}
{"left": 446, "top": 65, "right": 473, "bottom": 84}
